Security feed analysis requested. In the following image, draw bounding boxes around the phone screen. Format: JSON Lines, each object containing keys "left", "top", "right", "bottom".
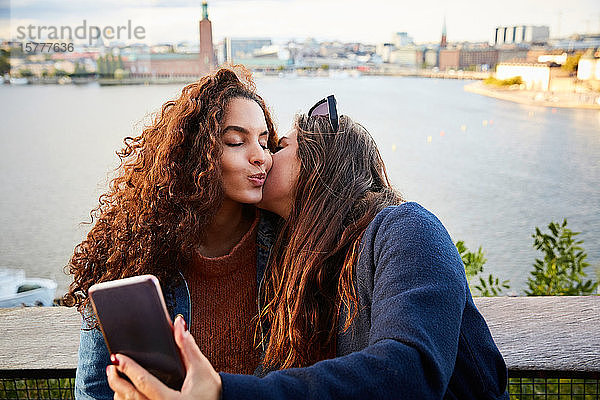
{"left": 89, "top": 275, "right": 185, "bottom": 390}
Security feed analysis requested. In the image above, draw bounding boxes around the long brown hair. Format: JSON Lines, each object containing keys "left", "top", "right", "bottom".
{"left": 261, "top": 114, "right": 404, "bottom": 369}
{"left": 65, "top": 67, "right": 278, "bottom": 315}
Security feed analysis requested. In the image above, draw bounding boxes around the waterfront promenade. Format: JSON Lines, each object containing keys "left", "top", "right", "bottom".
{"left": 464, "top": 81, "right": 600, "bottom": 110}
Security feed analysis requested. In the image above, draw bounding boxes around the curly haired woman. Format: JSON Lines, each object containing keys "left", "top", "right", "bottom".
{"left": 106, "top": 96, "right": 509, "bottom": 400}
{"left": 67, "top": 67, "right": 280, "bottom": 399}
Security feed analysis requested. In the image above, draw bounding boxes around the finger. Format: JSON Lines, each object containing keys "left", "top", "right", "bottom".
{"left": 174, "top": 315, "right": 207, "bottom": 370}
{"left": 173, "top": 316, "right": 221, "bottom": 396}
{"left": 114, "top": 354, "right": 177, "bottom": 400}
{"left": 106, "top": 365, "right": 146, "bottom": 400}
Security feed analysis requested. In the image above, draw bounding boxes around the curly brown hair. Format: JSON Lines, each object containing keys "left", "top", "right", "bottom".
{"left": 64, "top": 67, "right": 278, "bottom": 315}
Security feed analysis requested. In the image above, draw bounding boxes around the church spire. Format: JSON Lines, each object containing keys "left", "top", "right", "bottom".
{"left": 442, "top": 15, "right": 447, "bottom": 36}
{"left": 440, "top": 15, "right": 447, "bottom": 48}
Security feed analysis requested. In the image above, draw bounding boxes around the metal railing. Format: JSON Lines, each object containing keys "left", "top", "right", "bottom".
{"left": 1, "top": 297, "right": 599, "bottom": 399}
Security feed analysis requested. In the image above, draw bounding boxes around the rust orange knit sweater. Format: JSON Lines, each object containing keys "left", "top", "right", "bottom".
{"left": 183, "top": 212, "right": 261, "bottom": 374}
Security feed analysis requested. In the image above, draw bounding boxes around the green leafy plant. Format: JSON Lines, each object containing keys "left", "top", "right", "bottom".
{"left": 0, "top": 49, "right": 10, "bottom": 75}
{"left": 17, "top": 68, "right": 33, "bottom": 77}
{"left": 484, "top": 75, "right": 523, "bottom": 87}
{"left": 456, "top": 241, "right": 510, "bottom": 297}
{"left": 526, "top": 219, "right": 598, "bottom": 296}
{"left": 561, "top": 52, "right": 582, "bottom": 73}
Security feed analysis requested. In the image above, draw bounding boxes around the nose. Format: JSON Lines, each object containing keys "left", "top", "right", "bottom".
{"left": 250, "top": 143, "right": 267, "bottom": 166}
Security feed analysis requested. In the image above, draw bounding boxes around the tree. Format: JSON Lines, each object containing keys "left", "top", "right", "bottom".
{"left": 18, "top": 68, "right": 33, "bottom": 77}
{"left": 107, "top": 55, "right": 116, "bottom": 76}
{"left": 526, "top": 219, "right": 598, "bottom": 296}
{"left": 562, "top": 53, "right": 582, "bottom": 74}
{"left": 72, "top": 61, "right": 86, "bottom": 77}
{"left": 456, "top": 241, "right": 510, "bottom": 297}
{"left": 0, "top": 49, "right": 10, "bottom": 75}
{"left": 97, "top": 55, "right": 107, "bottom": 76}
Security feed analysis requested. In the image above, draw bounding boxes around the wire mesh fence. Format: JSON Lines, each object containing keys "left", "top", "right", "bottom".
{"left": 1, "top": 370, "right": 599, "bottom": 399}
{"left": 0, "top": 371, "right": 75, "bottom": 400}
{"left": 509, "top": 376, "right": 600, "bottom": 400}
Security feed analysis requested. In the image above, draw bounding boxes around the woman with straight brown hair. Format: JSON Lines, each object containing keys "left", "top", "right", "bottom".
{"left": 106, "top": 95, "right": 509, "bottom": 400}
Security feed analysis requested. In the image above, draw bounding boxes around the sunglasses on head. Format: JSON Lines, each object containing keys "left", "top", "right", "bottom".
{"left": 308, "top": 94, "right": 339, "bottom": 132}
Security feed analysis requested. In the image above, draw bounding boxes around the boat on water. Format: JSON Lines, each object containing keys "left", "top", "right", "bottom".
{"left": 0, "top": 269, "right": 57, "bottom": 307}
{"left": 9, "top": 77, "right": 29, "bottom": 85}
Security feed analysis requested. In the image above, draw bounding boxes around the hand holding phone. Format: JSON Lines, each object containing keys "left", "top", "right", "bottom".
{"left": 88, "top": 275, "right": 185, "bottom": 390}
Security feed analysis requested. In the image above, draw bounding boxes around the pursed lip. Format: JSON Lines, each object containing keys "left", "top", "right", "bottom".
{"left": 248, "top": 172, "right": 267, "bottom": 186}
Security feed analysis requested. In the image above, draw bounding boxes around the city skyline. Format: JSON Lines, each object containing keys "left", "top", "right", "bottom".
{"left": 2, "top": 0, "right": 600, "bottom": 45}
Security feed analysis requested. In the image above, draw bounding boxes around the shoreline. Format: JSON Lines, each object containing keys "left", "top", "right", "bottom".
{"left": 2, "top": 69, "right": 489, "bottom": 87}
{"left": 464, "top": 81, "right": 600, "bottom": 110}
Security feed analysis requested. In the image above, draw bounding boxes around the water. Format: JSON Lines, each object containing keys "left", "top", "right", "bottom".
{"left": 1, "top": 76, "right": 599, "bottom": 296}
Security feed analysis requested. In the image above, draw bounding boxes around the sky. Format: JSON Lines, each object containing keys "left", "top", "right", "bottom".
{"left": 1, "top": 0, "right": 600, "bottom": 45}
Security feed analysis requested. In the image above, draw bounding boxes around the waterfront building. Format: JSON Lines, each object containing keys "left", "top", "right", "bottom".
{"left": 577, "top": 49, "right": 600, "bottom": 81}
{"left": 496, "top": 47, "right": 529, "bottom": 63}
{"left": 496, "top": 62, "right": 549, "bottom": 90}
{"left": 123, "top": 2, "right": 215, "bottom": 78}
{"left": 124, "top": 53, "right": 211, "bottom": 77}
{"left": 549, "top": 34, "right": 600, "bottom": 51}
{"left": 439, "top": 48, "right": 460, "bottom": 70}
{"left": 376, "top": 31, "right": 419, "bottom": 67}
{"left": 376, "top": 43, "right": 395, "bottom": 63}
{"left": 494, "top": 26, "right": 549, "bottom": 46}
{"left": 222, "top": 38, "right": 272, "bottom": 63}
{"left": 389, "top": 45, "right": 419, "bottom": 68}
{"left": 392, "top": 32, "right": 414, "bottom": 48}
{"left": 220, "top": 38, "right": 289, "bottom": 69}
{"left": 415, "top": 47, "right": 438, "bottom": 69}
{"left": 424, "top": 48, "right": 439, "bottom": 68}
{"left": 439, "top": 45, "right": 498, "bottom": 71}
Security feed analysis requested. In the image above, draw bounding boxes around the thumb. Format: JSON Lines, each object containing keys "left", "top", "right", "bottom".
{"left": 174, "top": 315, "right": 206, "bottom": 370}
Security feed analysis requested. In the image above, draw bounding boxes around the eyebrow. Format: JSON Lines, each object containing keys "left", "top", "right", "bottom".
{"left": 223, "top": 125, "right": 268, "bottom": 136}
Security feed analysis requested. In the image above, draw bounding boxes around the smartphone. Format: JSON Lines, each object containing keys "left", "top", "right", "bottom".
{"left": 88, "top": 275, "right": 185, "bottom": 390}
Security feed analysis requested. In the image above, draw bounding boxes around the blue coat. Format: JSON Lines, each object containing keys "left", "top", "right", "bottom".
{"left": 220, "top": 203, "right": 509, "bottom": 399}
{"left": 75, "top": 203, "right": 509, "bottom": 399}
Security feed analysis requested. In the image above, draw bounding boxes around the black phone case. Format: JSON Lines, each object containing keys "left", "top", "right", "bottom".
{"left": 89, "top": 276, "right": 185, "bottom": 390}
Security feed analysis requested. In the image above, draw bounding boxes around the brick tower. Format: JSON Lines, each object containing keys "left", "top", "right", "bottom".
{"left": 199, "top": 1, "right": 216, "bottom": 73}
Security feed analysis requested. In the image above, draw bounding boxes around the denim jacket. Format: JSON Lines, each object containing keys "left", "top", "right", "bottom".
{"left": 74, "top": 209, "right": 281, "bottom": 400}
